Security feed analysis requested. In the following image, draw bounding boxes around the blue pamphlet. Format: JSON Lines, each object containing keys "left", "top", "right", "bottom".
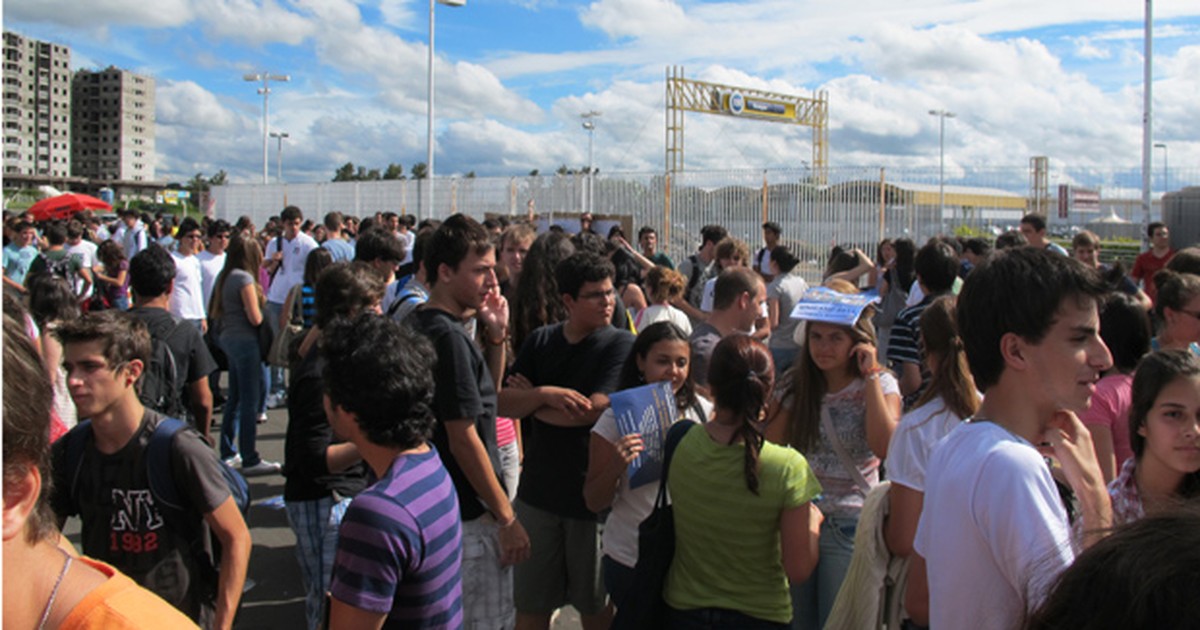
{"left": 610, "top": 381, "right": 680, "bottom": 489}
{"left": 790, "top": 286, "right": 880, "bottom": 326}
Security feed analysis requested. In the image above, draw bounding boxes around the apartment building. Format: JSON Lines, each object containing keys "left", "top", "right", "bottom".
{"left": 3, "top": 31, "right": 73, "bottom": 177}
{"left": 72, "top": 66, "right": 156, "bottom": 182}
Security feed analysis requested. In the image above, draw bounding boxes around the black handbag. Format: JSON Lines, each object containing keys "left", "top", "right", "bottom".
{"left": 611, "top": 420, "right": 696, "bottom": 630}
{"left": 256, "top": 312, "right": 278, "bottom": 362}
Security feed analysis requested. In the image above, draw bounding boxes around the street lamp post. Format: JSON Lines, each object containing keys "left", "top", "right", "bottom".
{"left": 244, "top": 73, "right": 290, "bottom": 185}
{"left": 1155, "top": 142, "right": 1169, "bottom": 193}
{"left": 581, "top": 111, "right": 600, "bottom": 216}
{"left": 929, "top": 109, "right": 956, "bottom": 216}
{"left": 270, "top": 131, "right": 290, "bottom": 183}
{"left": 427, "top": 0, "right": 466, "bottom": 221}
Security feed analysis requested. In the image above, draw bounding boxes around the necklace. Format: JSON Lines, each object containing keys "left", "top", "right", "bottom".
{"left": 37, "top": 549, "right": 72, "bottom": 630}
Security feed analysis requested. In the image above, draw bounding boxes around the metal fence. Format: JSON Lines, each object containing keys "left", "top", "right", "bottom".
{"left": 212, "top": 165, "right": 1195, "bottom": 283}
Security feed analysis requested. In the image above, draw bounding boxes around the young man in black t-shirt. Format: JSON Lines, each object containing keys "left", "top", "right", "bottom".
{"left": 50, "top": 311, "right": 250, "bottom": 630}
{"left": 128, "top": 245, "right": 217, "bottom": 438}
{"left": 499, "top": 252, "right": 635, "bottom": 630}
{"left": 411, "top": 214, "right": 530, "bottom": 628}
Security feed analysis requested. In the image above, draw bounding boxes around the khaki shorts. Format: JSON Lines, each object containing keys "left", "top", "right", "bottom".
{"left": 512, "top": 499, "right": 607, "bottom": 615}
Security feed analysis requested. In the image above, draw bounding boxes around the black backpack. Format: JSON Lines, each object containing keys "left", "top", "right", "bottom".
{"left": 140, "top": 314, "right": 187, "bottom": 418}
{"left": 31, "top": 251, "right": 79, "bottom": 287}
{"left": 62, "top": 416, "right": 252, "bottom": 602}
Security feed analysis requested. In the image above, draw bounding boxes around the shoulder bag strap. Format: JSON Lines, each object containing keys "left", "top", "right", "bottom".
{"left": 820, "top": 406, "right": 873, "bottom": 493}
{"left": 655, "top": 420, "right": 696, "bottom": 508}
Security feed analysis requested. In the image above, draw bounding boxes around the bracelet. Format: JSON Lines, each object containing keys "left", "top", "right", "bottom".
{"left": 863, "top": 366, "right": 885, "bottom": 380}
{"left": 487, "top": 334, "right": 509, "bottom": 346}
{"left": 497, "top": 515, "right": 517, "bottom": 529}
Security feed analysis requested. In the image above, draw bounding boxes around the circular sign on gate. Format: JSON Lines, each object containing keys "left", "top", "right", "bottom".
{"left": 728, "top": 91, "right": 745, "bottom": 116}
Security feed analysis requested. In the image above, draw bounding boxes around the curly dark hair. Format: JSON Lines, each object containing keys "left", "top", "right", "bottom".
{"left": 512, "top": 231, "right": 575, "bottom": 350}
{"left": 321, "top": 314, "right": 437, "bottom": 450}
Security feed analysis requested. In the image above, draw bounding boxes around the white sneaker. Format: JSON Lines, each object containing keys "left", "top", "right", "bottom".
{"left": 257, "top": 412, "right": 269, "bottom": 424}
{"left": 223, "top": 454, "right": 242, "bottom": 468}
{"left": 265, "top": 393, "right": 287, "bottom": 409}
{"left": 241, "top": 459, "right": 282, "bottom": 477}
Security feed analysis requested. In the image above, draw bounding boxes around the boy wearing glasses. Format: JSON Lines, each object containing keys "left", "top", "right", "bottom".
{"left": 499, "top": 252, "right": 635, "bottom": 630}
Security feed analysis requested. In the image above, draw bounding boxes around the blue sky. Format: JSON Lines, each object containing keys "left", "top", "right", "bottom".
{"left": 5, "top": 0, "right": 1198, "bottom": 185}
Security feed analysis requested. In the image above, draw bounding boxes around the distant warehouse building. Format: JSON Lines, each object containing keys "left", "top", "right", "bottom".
{"left": 823, "top": 179, "right": 1028, "bottom": 239}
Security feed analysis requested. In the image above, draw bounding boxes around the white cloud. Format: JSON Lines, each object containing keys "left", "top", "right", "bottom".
{"left": 378, "top": 0, "right": 419, "bottom": 30}
{"left": 195, "top": 0, "right": 317, "bottom": 46}
{"left": 157, "top": 81, "right": 244, "bottom": 131}
{"left": 6, "top": 0, "right": 195, "bottom": 28}
{"left": 580, "top": 0, "right": 692, "bottom": 39}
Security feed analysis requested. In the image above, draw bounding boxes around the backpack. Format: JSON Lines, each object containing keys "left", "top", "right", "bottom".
{"left": 31, "top": 250, "right": 79, "bottom": 288}
{"left": 63, "top": 417, "right": 251, "bottom": 597}
{"left": 139, "top": 314, "right": 187, "bottom": 418}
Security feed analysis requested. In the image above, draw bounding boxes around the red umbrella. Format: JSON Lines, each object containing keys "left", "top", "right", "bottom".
{"left": 27, "top": 193, "right": 112, "bottom": 222}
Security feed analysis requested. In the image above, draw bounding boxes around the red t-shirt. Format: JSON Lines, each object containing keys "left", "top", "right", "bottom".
{"left": 1131, "top": 248, "right": 1175, "bottom": 303}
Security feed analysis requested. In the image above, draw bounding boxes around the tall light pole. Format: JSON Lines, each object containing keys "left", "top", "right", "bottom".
{"left": 270, "top": 131, "right": 289, "bottom": 183}
{"left": 244, "top": 72, "right": 290, "bottom": 185}
{"left": 427, "top": 0, "right": 466, "bottom": 221}
{"left": 581, "top": 111, "right": 600, "bottom": 216}
{"left": 1155, "top": 142, "right": 1169, "bottom": 193}
{"left": 929, "top": 109, "right": 956, "bottom": 215}
{"left": 1141, "top": 0, "right": 1153, "bottom": 242}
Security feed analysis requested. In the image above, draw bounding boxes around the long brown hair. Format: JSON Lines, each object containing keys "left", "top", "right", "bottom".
{"left": 209, "top": 234, "right": 264, "bottom": 320}
{"left": 709, "top": 335, "right": 775, "bottom": 494}
{"left": 783, "top": 284, "right": 877, "bottom": 453}
{"left": 912, "top": 296, "right": 979, "bottom": 419}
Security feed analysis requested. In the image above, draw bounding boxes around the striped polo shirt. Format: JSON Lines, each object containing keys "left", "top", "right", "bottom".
{"left": 330, "top": 445, "right": 463, "bottom": 628}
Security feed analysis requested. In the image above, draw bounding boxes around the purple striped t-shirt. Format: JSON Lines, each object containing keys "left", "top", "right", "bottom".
{"left": 330, "top": 445, "right": 463, "bottom": 628}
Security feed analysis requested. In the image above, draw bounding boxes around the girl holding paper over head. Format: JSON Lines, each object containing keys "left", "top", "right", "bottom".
{"left": 765, "top": 281, "right": 902, "bottom": 630}
{"left": 584, "top": 321, "right": 710, "bottom": 613}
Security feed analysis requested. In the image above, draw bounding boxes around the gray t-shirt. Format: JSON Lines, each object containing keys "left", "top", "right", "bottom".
{"left": 219, "top": 269, "right": 258, "bottom": 339}
{"left": 768, "top": 273, "right": 809, "bottom": 350}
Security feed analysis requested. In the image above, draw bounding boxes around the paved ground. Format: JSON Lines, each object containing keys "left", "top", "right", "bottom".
{"left": 65, "top": 401, "right": 585, "bottom": 629}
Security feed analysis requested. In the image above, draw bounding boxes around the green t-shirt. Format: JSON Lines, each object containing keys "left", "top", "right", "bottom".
{"left": 664, "top": 424, "right": 822, "bottom": 623}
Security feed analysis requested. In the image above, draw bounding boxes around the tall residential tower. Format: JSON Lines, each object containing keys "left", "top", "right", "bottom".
{"left": 3, "top": 32, "right": 72, "bottom": 177}
{"left": 72, "top": 66, "right": 156, "bottom": 182}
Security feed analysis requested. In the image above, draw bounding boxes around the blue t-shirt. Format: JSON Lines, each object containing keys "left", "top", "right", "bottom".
{"left": 3, "top": 243, "right": 39, "bottom": 285}
{"left": 323, "top": 238, "right": 355, "bottom": 263}
{"left": 330, "top": 446, "right": 463, "bottom": 628}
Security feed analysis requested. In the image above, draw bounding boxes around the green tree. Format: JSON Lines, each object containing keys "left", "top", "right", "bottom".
{"left": 366, "top": 168, "right": 382, "bottom": 181}
{"left": 334, "top": 162, "right": 355, "bottom": 182}
{"left": 209, "top": 170, "right": 227, "bottom": 186}
{"left": 529, "top": 169, "right": 539, "bottom": 177}
{"left": 465, "top": 171, "right": 476, "bottom": 178}
{"left": 411, "top": 162, "right": 428, "bottom": 179}
{"left": 383, "top": 163, "right": 405, "bottom": 180}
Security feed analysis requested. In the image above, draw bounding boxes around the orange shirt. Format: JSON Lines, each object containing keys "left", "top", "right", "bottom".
{"left": 60, "top": 557, "right": 200, "bottom": 629}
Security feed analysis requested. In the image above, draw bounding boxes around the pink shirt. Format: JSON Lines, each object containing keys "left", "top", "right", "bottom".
{"left": 1080, "top": 373, "right": 1134, "bottom": 470}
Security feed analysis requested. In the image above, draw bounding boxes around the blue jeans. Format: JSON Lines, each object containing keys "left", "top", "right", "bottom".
{"left": 668, "top": 606, "right": 789, "bottom": 630}
{"left": 219, "top": 334, "right": 264, "bottom": 466}
{"left": 791, "top": 515, "right": 857, "bottom": 630}
{"left": 265, "top": 301, "right": 286, "bottom": 396}
{"left": 286, "top": 496, "right": 352, "bottom": 630}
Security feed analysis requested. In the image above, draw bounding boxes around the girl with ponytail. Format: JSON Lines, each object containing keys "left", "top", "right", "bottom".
{"left": 882, "top": 296, "right": 979, "bottom": 626}
{"left": 765, "top": 282, "right": 902, "bottom": 630}
{"left": 663, "top": 335, "right": 822, "bottom": 628}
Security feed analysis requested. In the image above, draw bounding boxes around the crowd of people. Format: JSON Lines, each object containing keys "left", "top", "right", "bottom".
{"left": 4, "top": 203, "right": 1200, "bottom": 630}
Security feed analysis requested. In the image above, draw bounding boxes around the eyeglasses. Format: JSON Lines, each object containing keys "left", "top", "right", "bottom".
{"left": 578, "top": 288, "right": 615, "bottom": 302}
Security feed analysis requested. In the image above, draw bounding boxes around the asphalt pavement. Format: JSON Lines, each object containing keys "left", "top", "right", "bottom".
{"left": 64, "top": 401, "right": 585, "bottom": 629}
